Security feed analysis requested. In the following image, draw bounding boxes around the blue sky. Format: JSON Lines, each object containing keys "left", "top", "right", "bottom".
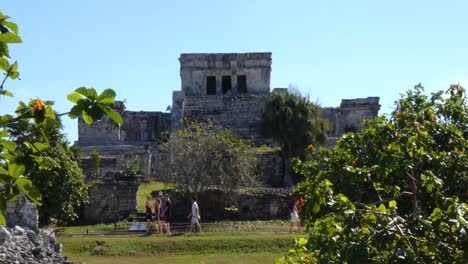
{"left": 1, "top": 0, "right": 467, "bottom": 142}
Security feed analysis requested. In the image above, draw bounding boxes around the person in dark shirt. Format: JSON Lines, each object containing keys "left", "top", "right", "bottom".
{"left": 160, "top": 193, "right": 172, "bottom": 235}
{"left": 145, "top": 195, "right": 153, "bottom": 235}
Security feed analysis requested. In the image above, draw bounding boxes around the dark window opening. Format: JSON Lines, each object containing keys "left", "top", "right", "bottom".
{"left": 237, "top": 75, "right": 247, "bottom": 94}
{"left": 206, "top": 76, "right": 216, "bottom": 95}
{"left": 222, "top": 76, "right": 232, "bottom": 94}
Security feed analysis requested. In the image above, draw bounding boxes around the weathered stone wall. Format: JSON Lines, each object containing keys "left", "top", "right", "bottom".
{"left": 255, "top": 151, "right": 284, "bottom": 187}
{"left": 84, "top": 181, "right": 139, "bottom": 223}
{"left": 78, "top": 109, "right": 170, "bottom": 147}
{"left": 119, "top": 111, "right": 171, "bottom": 143}
{"left": 179, "top": 53, "right": 271, "bottom": 96}
{"left": 78, "top": 116, "right": 121, "bottom": 146}
{"left": 336, "top": 97, "right": 380, "bottom": 135}
{"left": 80, "top": 144, "right": 162, "bottom": 180}
{"left": 169, "top": 188, "right": 292, "bottom": 222}
{"left": 321, "top": 97, "right": 380, "bottom": 136}
{"left": 182, "top": 94, "right": 267, "bottom": 141}
{"left": 171, "top": 91, "right": 184, "bottom": 134}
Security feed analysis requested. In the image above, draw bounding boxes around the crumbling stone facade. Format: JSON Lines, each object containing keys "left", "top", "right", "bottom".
{"left": 77, "top": 52, "right": 381, "bottom": 223}
{"left": 174, "top": 53, "right": 271, "bottom": 141}
{"left": 77, "top": 52, "right": 380, "bottom": 181}
{"left": 84, "top": 178, "right": 139, "bottom": 223}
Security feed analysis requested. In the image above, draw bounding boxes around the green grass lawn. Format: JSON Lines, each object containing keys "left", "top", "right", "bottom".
{"left": 56, "top": 220, "right": 293, "bottom": 234}
{"left": 58, "top": 233, "right": 299, "bottom": 264}
{"left": 62, "top": 253, "right": 279, "bottom": 264}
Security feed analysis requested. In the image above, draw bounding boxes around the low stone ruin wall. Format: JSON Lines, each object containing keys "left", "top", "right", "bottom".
{"left": 255, "top": 151, "right": 284, "bottom": 187}
{"left": 169, "top": 188, "right": 293, "bottom": 222}
{"left": 84, "top": 181, "right": 139, "bottom": 223}
{"left": 4, "top": 193, "right": 38, "bottom": 231}
{"left": 0, "top": 226, "right": 74, "bottom": 263}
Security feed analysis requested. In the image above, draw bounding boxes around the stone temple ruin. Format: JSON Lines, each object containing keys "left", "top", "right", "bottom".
{"left": 77, "top": 52, "right": 381, "bottom": 223}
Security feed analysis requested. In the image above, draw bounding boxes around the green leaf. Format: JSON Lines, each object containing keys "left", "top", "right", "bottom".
{"left": 45, "top": 106, "right": 56, "bottom": 120}
{"left": 103, "top": 107, "right": 122, "bottom": 125}
{"left": 82, "top": 111, "right": 93, "bottom": 124}
{"left": 431, "top": 207, "right": 442, "bottom": 222}
{"left": 0, "top": 131, "right": 9, "bottom": 138}
{"left": 75, "top": 87, "right": 97, "bottom": 100}
{"left": 389, "top": 200, "right": 397, "bottom": 209}
{"left": 420, "top": 174, "right": 427, "bottom": 182}
{"left": 8, "top": 70, "right": 20, "bottom": 80}
{"left": 377, "top": 203, "right": 386, "bottom": 212}
{"left": 0, "top": 212, "right": 5, "bottom": 226}
{"left": 297, "top": 237, "right": 308, "bottom": 246}
{"left": 67, "top": 92, "right": 83, "bottom": 103}
{"left": 7, "top": 163, "right": 25, "bottom": 178}
{"left": 98, "top": 89, "right": 116, "bottom": 103}
{"left": 0, "top": 167, "right": 7, "bottom": 176}
{"left": 0, "top": 12, "right": 10, "bottom": 20}
{"left": 32, "top": 142, "right": 48, "bottom": 152}
{"left": 3, "top": 21, "right": 19, "bottom": 35}
{"left": 0, "top": 140, "right": 16, "bottom": 152}
{"left": 0, "top": 32, "right": 22, "bottom": 43}
{"left": 0, "top": 57, "right": 9, "bottom": 70}
{"left": 15, "top": 177, "right": 42, "bottom": 206}
{"left": 0, "top": 89, "right": 13, "bottom": 97}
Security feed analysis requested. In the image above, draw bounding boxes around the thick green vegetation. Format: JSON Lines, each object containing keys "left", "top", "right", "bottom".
{"left": 7, "top": 117, "right": 88, "bottom": 225}
{"left": 280, "top": 85, "right": 468, "bottom": 263}
{"left": 263, "top": 89, "right": 327, "bottom": 184}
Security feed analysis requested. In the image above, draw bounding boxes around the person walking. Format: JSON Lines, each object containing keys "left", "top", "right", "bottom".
{"left": 289, "top": 204, "right": 302, "bottom": 233}
{"left": 145, "top": 195, "right": 153, "bottom": 235}
{"left": 160, "top": 193, "right": 172, "bottom": 235}
{"left": 153, "top": 198, "right": 162, "bottom": 234}
{"left": 187, "top": 197, "right": 202, "bottom": 234}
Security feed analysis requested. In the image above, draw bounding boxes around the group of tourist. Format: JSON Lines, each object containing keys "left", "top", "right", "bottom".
{"left": 145, "top": 192, "right": 202, "bottom": 235}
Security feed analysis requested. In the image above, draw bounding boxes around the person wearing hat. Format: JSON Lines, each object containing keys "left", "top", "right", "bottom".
{"left": 145, "top": 195, "right": 153, "bottom": 235}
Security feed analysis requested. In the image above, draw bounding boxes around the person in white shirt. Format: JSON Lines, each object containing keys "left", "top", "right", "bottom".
{"left": 187, "top": 197, "right": 202, "bottom": 233}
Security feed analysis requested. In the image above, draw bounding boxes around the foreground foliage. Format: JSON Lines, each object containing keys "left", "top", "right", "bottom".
{"left": 279, "top": 84, "right": 468, "bottom": 263}
{"left": 0, "top": 11, "right": 122, "bottom": 225}
{"left": 7, "top": 118, "right": 88, "bottom": 225}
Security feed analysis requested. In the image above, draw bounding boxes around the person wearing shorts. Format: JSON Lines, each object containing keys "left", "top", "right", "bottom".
{"left": 187, "top": 197, "right": 202, "bottom": 233}
{"left": 145, "top": 195, "right": 153, "bottom": 235}
{"left": 289, "top": 204, "right": 302, "bottom": 233}
{"left": 160, "top": 193, "right": 172, "bottom": 235}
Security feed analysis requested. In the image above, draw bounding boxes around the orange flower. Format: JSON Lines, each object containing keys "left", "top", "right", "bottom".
{"left": 31, "top": 100, "right": 44, "bottom": 111}
{"left": 307, "top": 144, "right": 315, "bottom": 150}
{"left": 396, "top": 133, "right": 402, "bottom": 139}
{"left": 458, "top": 150, "right": 463, "bottom": 155}
{"left": 431, "top": 114, "right": 437, "bottom": 121}
{"left": 351, "top": 160, "right": 357, "bottom": 166}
